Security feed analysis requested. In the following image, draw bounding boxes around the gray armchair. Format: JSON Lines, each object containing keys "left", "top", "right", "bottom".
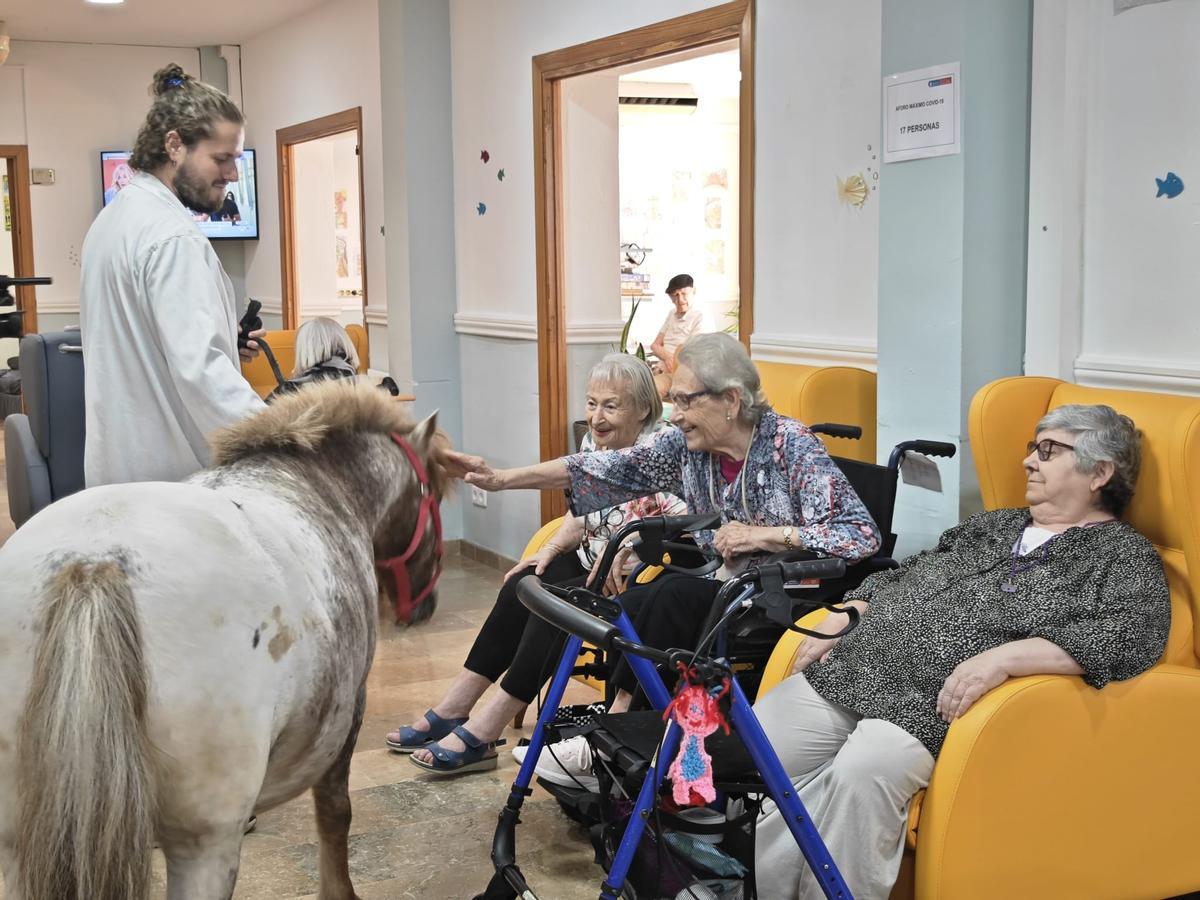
{"left": 4, "top": 330, "right": 85, "bottom": 527}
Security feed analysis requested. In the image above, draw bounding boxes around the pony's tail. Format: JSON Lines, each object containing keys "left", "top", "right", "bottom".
{"left": 16, "top": 559, "right": 156, "bottom": 900}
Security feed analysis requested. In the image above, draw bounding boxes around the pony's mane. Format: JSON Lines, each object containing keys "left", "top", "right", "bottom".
{"left": 211, "top": 381, "right": 416, "bottom": 467}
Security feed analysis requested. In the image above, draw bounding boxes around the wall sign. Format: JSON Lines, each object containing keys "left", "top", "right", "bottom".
{"left": 883, "top": 62, "right": 961, "bottom": 163}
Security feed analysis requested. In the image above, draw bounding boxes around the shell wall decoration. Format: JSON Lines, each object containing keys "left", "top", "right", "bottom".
{"left": 837, "top": 173, "right": 869, "bottom": 209}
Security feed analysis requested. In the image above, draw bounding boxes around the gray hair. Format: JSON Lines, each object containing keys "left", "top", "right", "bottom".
{"left": 675, "top": 332, "right": 768, "bottom": 426}
{"left": 1036, "top": 403, "right": 1142, "bottom": 516}
{"left": 293, "top": 317, "right": 359, "bottom": 376}
{"left": 588, "top": 353, "right": 661, "bottom": 430}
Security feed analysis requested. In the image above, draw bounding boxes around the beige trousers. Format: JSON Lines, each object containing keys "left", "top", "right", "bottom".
{"left": 752, "top": 674, "right": 934, "bottom": 900}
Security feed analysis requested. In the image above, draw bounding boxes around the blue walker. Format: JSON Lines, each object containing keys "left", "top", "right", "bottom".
{"left": 474, "top": 514, "right": 861, "bottom": 900}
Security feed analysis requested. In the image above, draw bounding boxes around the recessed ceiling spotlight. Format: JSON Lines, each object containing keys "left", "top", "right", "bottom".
{"left": 86, "top": 0, "right": 126, "bottom": 5}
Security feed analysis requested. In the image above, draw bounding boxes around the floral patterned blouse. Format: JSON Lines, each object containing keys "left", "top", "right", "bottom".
{"left": 563, "top": 409, "right": 881, "bottom": 568}
{"left": 575, "top": 426, "right": 688, "bottom": 569}
{"left": 804, "top": 507, "right": 1171, "bottom": 756}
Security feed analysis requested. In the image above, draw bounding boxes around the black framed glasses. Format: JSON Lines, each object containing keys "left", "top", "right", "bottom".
{"left": 1027, "top": 438, "right": 1075, "bottom": 461}
{"left": 666, "top": 389, "right": 711, "bottom": 411}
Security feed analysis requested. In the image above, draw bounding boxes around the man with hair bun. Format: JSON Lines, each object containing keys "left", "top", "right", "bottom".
{"left": 80, "top": 63, "right": 265, "bottom": 486}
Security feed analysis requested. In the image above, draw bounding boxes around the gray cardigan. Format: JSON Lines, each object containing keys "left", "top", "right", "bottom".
{"left": 804, "top": 507, "right": 1171, "bottom": 756}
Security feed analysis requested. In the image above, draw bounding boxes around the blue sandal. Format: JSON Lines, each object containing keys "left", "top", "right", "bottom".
{"left": 385, "top": 709, "right": 467, "bottom": 753}
{"left": 408, "top": 725, "right": 506, "bottom": 776}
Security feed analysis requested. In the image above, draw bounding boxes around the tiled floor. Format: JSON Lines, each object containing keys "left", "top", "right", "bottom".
{"left": 0, "top": 457, "right": 603, "bottom": 897}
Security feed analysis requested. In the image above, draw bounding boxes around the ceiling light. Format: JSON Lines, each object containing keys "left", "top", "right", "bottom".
{"left": 86, "top": 0, "right": 126, "bottom": 5}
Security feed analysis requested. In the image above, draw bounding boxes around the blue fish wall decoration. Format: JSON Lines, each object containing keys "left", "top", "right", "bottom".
{"left": 1155, "top": 172, "right": 1184, "bottom": 199}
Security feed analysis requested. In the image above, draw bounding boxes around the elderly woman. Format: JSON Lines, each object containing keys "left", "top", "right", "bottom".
{"left": 754, "top": 403, "right": 1170, "bottom": 900}
{"left": 445, "top": 332, "right": 880, "bottom": 782}
{"left": 391, "top": 354, "right": 686, "bottom": 774}
{"left": 267, "top": 317, "right": 359, "bottom": 401}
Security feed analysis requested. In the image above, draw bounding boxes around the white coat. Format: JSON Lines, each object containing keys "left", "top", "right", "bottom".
{"left": 79, "top": 171, "right": 264, "bottom": 486}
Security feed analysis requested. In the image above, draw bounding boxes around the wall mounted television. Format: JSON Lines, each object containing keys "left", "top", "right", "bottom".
{"left": 100, "top": 149, "right": 260, "bottom": 241}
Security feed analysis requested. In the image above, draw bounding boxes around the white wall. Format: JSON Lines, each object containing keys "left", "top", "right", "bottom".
{"left": 751, "top": 0, "right": 882, "bottom": 370}
{"left": 239, "top": 0, "right": 398, "bottom": 378}
{"left": 0, "top": 42, "right": 201, "bottom": 328}
{"left": 562, "top": 70, "right": 623, "bottom": 429}
{"left": 449, "top": 0, "right": 886, "bottom": 558}
{"left": 1027, "top": 0, "right": 1200, "bottom": 395}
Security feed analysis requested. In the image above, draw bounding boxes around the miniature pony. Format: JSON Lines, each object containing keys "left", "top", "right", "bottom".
{"left": 0, "top": 382, "right": 445, "bottom": 900}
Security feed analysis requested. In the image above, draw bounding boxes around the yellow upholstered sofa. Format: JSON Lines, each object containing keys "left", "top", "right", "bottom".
{"left": 759, "top": 376, "right": 1200, "bottom": 899}
{"left": 240, "top": 323, "right": 369, "bottom": 399}
{"left": 755, "top": 361, "right": 876, "bottom": 463}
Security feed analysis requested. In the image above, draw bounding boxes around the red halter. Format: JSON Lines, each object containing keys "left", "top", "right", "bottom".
{"left": 377, "top": 432, "right": 443, "bottom": 625}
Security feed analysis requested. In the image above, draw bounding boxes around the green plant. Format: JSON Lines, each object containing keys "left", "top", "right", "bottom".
{"left": 619, "top": 297, "right": 647, "bottom": 360}
{"left": 722, "top": 303, "right": 740, "bottom": 336}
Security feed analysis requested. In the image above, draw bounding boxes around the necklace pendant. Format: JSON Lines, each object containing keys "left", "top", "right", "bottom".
{"left": 1000, "top": 579, "right": 1018, "bottom": 594}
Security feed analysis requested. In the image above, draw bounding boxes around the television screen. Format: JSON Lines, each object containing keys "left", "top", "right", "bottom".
{"left": 100, "top": 149, "right": 260, "bottom": 241}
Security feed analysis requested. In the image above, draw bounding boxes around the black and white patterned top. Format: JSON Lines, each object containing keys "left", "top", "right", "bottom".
{"left": 804, "top": 507, "right": 1171, "bottom": 757}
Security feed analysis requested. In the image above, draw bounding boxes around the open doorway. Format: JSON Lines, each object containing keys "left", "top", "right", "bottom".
{"left": 617, "top": 44, "right": 741, "bottom": 356}
{"left": 532, "top": 2, "right": 754, "bottom": 521}
{"left": 276, "top": 109, "right": 369, "bottom": 342}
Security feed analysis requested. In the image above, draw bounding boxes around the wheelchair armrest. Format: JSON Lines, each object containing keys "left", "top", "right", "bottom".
{"left": 5, "top": 414, "right": 51, "bottom": 528}
{"left": 916, "top": 665, "right": 1200, "bottom": 900}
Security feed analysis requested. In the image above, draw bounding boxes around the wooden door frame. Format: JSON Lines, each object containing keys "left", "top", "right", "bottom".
{"left": 532, "top": 0, "right": 755, "bottom": 521}
{"left": 0, "top": 146, "right": 38, "bottom": 334}
{"left": 276, "top": 107, "right": 368, "bottom": 336}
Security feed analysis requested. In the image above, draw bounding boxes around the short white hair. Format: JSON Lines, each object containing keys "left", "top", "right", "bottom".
{"left": 293, "top": 317, "right": 359, "bottom": 376}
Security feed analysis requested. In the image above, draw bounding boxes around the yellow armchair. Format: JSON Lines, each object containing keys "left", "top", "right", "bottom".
{"left": 759, "top": 376, "right": 1200, "bottom": 900}
{"left": 240, "top": 323, "right": 370, "bottom": 399}
{"left": 755, "top": 362, "right": 876, "bottom": 463}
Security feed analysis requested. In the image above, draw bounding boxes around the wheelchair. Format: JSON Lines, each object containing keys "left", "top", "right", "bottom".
{"left": 568, "top": 428, "right": 956, "bottom": 709}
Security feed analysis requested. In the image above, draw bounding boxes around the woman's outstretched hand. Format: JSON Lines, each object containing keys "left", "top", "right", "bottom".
{"left": 438, "top": 449, "right": 504, "bottom": 489}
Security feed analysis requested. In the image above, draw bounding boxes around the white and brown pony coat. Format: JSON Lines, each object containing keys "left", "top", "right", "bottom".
{"left": 0, "top": 382, "right": 444, "bottom": 900}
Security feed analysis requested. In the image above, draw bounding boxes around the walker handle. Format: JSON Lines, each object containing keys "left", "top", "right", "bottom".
{"left": 517, "top": 575, "right": 619, "bottom": 649}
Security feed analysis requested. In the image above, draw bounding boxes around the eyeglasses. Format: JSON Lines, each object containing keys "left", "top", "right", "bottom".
{"left": 1026, "top": 438, "right": 1075, "bottom": 461}
{"left": 666, "top": 389, "right": 711, "bottom": 411}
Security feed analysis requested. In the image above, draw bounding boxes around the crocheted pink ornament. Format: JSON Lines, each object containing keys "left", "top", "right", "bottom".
{"left": 664, "top": 667, "right": 730, "bottom": 806}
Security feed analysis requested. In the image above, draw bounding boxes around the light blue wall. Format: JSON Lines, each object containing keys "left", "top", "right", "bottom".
{"left": 380, "top": 0, "right": 464, "bottom": 539}
{"left": 960, "top": 0, "right": 1032, "bottom": 513}
{"left": 878, "top": 0, "right": 1031, "bottom": 556}
{"left": 459, "top": 336, "right": 541, "bottom": 561}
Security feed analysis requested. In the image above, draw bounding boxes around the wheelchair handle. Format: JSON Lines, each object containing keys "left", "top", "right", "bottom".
{"left": 887, "top": 439, "right": 957, "bottom": 470}
{"left": 809, "top": 423, "right": 863, "bottom": 441}
{"left": 593, "top": 512, "right": 722, "bottom": 591}
{"left": 778, "top": 556, "right": 846, "bottom": 583}
{"left": 657, "top": 512, "right": 722, "bottom": 534}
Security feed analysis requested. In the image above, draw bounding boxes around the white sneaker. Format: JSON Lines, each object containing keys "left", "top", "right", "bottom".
{"left": 520, "top": 735, "right": 599, "bottom": 791}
